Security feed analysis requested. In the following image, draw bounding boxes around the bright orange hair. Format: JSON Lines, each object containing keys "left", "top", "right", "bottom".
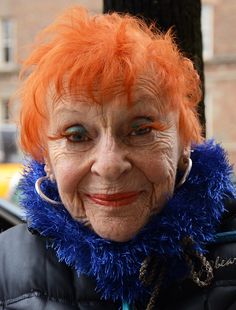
{"left": 19, "top": 6, "right": 203, "bottom": 161}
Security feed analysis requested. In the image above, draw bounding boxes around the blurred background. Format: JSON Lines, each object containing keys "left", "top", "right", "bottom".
{"left": 0, "top": 0, "right": 235, "bottom": 226}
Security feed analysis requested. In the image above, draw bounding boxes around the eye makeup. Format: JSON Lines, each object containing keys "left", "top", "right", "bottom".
{"left": 63, "top": 125, "right": 89, "bottom": 142}
{"left": 131, "top": 117, "right": 169, "bottom": 132}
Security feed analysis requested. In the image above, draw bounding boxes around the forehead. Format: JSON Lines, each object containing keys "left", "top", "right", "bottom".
{"left": 50, "top": 75, "right": 172, "bottom": 116}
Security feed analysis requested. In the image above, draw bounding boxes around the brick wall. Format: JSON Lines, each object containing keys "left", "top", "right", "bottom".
{"left": 204, "top": 0, "right": 236, "bottom": 174}
{"left": 214, "top": 0, "right": 236, "bottom": 56}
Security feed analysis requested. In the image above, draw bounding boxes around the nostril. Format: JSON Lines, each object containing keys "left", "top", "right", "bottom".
{"left": 91, "top": 156, "right": 132, "bottom": 180}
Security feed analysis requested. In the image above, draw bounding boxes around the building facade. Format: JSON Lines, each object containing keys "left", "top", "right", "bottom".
{"left": 0, "top": 0, "right": 235, "bottom": 172}
{"left": 0, "top": 0, "right": 102, "bottom": 123}
{"left": 202, "top": 0, "right": 236, "bottom": 174}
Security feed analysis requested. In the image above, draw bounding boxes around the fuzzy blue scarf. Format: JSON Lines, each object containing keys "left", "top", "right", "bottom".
{"left": 19, "top": 140, "right": 235, "bottom": 305}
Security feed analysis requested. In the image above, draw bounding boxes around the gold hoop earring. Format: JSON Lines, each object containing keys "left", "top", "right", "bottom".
{"left": 176, "top": 158, "right": 192, "bottom": 188}
{"left": 35, "top": 176, "right": 61, "bottom": 205}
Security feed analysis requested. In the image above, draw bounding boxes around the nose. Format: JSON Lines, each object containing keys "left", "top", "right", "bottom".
{"left": 91, "top": 138, "right": 132, "bottom": 181}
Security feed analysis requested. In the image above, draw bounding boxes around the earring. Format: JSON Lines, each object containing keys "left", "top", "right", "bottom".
{"left": 35, "top": 176, "right": 90, "bottom": 227}
{"left": 35, "top": 176, "right": 62, "bottom": 205}
{"left": 176, "top": 157, "right": 192, "bottom": 188}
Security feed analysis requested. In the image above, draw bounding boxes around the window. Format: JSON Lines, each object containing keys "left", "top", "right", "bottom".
{"left": 201, "top": 4, "right": 214, "bottom": 60}
{"left": 0, "top": 98, "right": 12, "bottom": 123}
{"left": 1, "top": 98, "right": 10, "bottom": 122}
{"left": 0, "top": 18, "right": 15, "bottom": 65}
{"left": 0, "top": 123, "right": 20, "bottom": 163}
{"left": 205, "top": 91, "right": 213, "bottom": 139}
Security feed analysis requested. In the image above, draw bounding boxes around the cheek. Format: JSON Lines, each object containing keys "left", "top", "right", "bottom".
{"left": 55, "top": 161, "right": 82, "bottom": 192}
{"left": 53, "top": 161, "right": 88, "bottom": 217}
{"left": 151, "top": 152, "right": 178, "bottom": 211}
{"left": 47, "top": 141, "right": 95, "bottom": 217}
{"left": 135, "top": 148, "right": 178, "bottom": 184}
{"left": 134, "top": 143, "right": 179, "bottom": 211}
{"left": 48, "top": 143, "right": 89, "bottom": 194}
{"left": 49, "top": 153, "right": 87, "bottom": 207}
{"left": 135, "top": 127, "right": 180, "bottom": 183}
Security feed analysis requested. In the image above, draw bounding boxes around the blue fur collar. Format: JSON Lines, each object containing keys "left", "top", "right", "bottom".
{"left": 19, "top": 140, "right": 235, "bottom": 304}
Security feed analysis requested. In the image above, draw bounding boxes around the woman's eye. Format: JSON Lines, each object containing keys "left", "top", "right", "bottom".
{"left": 64, "top": 125, "right": 90, "bottom": 142}
{"left": 130, "top": 126, "right": 152, "bottom": 136}
{"left": 130, "top": 117, "right": 154, "bottom": 137}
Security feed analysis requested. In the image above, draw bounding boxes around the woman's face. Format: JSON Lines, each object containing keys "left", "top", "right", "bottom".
{"left": 46, "top": 84, "right": 182, "bottom": 242}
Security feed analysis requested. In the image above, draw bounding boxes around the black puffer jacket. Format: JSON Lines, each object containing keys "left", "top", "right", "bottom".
{"left": 161, "top": 199, "right": 236, "bottom": 310}
{"left": 0, "top": 224, "right": 120, "bottom": 310}
{"left": 1, "top": 201, "right": 236, "bottom": 310}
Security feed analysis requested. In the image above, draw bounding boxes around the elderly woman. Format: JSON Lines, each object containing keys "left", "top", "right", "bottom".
{"left": 0, "top": 6, "right": 235, "bottom": 310}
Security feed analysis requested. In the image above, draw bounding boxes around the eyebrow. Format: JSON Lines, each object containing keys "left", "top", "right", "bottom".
{"left": 134, "top": 93, "right": 161, "bottom": 104}
{"left": 52, "top": 94, "right": 165, "bottom": 120}
{"left": 53, "top": 104, "right": 92, "bottom": 116}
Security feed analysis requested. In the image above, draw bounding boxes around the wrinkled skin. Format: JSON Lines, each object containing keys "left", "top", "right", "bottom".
{"left": 45, "top": 81, "right": 185, "bottom": 242}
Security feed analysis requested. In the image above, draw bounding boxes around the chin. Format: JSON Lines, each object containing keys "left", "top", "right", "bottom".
{"left": 97, "top": 232, "right": 137, "bottom": 242}
{"left": 90, "top": 220, "right": 147, "bottom": 242}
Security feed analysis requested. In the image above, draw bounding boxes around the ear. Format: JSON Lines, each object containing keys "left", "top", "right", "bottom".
{"left": 178, "top": 145, "right": 191, "bottom": 173}
{"left": 43, "top": 157, "right": 55, "bottom": 182}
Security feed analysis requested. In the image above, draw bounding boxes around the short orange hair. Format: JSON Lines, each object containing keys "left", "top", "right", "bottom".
{"left": 19, "top": 6, "right": 203, "bottom": 161}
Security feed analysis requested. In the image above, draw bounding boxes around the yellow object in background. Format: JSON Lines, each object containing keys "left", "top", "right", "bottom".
{"left": 0, "top": 163, "right": 23, "bottom": 198}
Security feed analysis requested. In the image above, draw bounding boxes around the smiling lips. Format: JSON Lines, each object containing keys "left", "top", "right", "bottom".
{"left": 86, "top": 192, "right": 140, "bottom": 207}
